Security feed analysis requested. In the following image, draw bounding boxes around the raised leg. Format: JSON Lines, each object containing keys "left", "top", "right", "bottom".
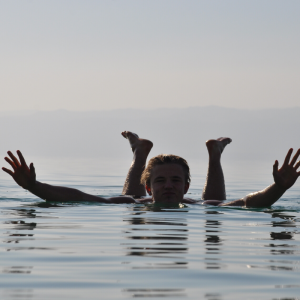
{"left": 202, "top": 137, "right": 232, "bottom": 200}
{"left": 121, "top": 131, "right": 153, "bottom": 197}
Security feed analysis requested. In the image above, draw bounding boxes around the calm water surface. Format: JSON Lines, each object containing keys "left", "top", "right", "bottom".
{"left": 0, "top": 158, "right": 300, "bottom": 300}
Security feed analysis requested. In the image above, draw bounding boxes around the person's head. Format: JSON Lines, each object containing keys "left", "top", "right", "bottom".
{"left": 141, "top": 154, "right": 191, "bottom": 204}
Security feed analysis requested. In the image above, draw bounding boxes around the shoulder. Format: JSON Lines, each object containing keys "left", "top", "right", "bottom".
{"left": 107, "top": 196, "right": 136, "bottom": 204}
{"left": 182, "top": 198, "right": 200, "bottom": 204}
{"left": 135, "top": 197, "right": 154, "bottom": 204}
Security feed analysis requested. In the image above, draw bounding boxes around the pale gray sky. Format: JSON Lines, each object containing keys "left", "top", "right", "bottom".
{"left": 0, "top": 0, "right": 299, "bottom": 111}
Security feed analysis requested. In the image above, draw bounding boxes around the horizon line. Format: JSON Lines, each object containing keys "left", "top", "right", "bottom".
{"left": 1, "top": 105, "right": 300, "bottom": 114}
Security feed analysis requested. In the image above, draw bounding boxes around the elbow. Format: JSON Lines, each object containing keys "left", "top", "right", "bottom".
{"left": 244, "top": 193, "right": 267, "bottom": 208}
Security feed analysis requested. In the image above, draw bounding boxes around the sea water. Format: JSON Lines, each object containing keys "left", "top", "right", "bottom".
{"left": 0, "top": 157, "right": 299, "bottom": 300}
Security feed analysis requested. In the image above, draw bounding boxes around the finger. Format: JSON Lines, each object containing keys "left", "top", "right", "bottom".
{"left": 273, "top": 160, "right": 279, "bottom": 173}
{"left": 17, "top": 150, "right": 27, "bottom": 167}
{"left": 5, "top": 157, "right": 17, "bottom": 170}
{"left": 290, "top": 148, "right": 300, "bottom": 166}
{"left": 294, "top": 160, "right": 300, "bottom": 171}
{"left": 283, "top": 148, "right": 293, "bottom": 166}
{"left": 7, "top": 151, "right": 21, "bottom": 167}
{"left": 2, "top": 167, "right": 14, "bottom": 177}
{"left": 30, "top": 163, "right": 35, "bottom": 175}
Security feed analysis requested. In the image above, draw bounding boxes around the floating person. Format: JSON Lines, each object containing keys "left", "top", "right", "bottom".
{"left": 2, "top": 131, "right": 300, "bottom": 207}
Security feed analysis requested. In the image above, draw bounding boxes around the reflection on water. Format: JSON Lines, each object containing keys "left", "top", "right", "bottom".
{"left": 204, "top": 211, "right": 224, "bottom": 270}
{"left": 0, "top": 195, "right": 300, "bottom": 299}
{"left": 268, "top": 212, "right": 300, "bottom": 261}
{"left": 2, "top": 266, "right": 33, "bottom": 274}
{"left": 270, "top": 232, "right": 294, "bottom": 240}
{"left": 123, "top": 288, "right": 186, "bottom": 298}
{"left": 121, "top": 206, "right": 189, "bottom": 297}
{"left": 122, "top": 207, "right": 189, "bottom": 262}
{"left": 2, "top": 289, "right": 34, "bottom": 300}
{"left": 204, "top": 294, "right": 222, "bottom": 300}
{"left": 1, "top": 208, "right": 36, "bottom": 300}
{"left": 4, "top": 220, "right": 37, "bottom": 231}
{"left": 248, "top": 211, "right": 300, "bottom": 273}
{"left": 9, "top": 209, "right": 37, "bottom": 218}
{"left": 3, "top": 208, "right": 37, "bottom": 252}
{"left": 4, "top": 233, "right": 34, "bottom": 245}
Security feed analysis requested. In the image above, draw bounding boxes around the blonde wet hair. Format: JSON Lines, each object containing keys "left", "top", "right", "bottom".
{"left": 141, "top": 154, "right": 191, "bottom": 186}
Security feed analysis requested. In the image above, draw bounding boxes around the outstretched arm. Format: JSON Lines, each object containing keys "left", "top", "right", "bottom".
{"left": 3, "top": 151, "right": 135, "bottom": 204}
{"left": 204, "top": 148, "right": 300, "bottom": 208}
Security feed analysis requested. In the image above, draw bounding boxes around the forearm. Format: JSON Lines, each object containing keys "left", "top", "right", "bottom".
{"left": 221, "top": 183, "right": 286, "bottom": 208}
{"left": 243, "top": 183, "right": 286, "bottom": 207}
{"left": 27, "top": 181, "right": 136, "bottom": 203}
{"left": 27, "top": 181, "right": 106, "bottom": 202}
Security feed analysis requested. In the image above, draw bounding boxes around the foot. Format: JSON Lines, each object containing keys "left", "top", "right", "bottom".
{"left": 121, "top": 131, "right": 153, "bottom": 157}
{"left": 206, "top": 137, "right": 232, "bottom": 158}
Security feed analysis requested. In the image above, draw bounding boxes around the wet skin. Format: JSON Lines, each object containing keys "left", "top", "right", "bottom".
{"left": 3, "top": 146, "right": 299, "bottom": 207}
{"left": 145, "top": 164, "right": 190, "bottom": 204}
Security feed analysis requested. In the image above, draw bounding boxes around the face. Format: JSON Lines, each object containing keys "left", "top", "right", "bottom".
{"left": 146, "top": 164, "right": 190, "bottom": 204}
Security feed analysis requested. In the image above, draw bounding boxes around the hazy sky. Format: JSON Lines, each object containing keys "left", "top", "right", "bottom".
{"left": 0, "top": 1, "right": 299, "bottom": 111}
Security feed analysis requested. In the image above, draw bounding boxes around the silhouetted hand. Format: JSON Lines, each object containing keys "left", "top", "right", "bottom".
{"left": 273, "top": 148, "right": 300, "bottom": 190}
{"left": 2, "top": 151, "right": 36, "bottom": 190}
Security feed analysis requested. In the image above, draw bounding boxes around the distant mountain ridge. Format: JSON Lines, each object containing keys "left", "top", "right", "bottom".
{"left": 0, "top": 106, "right": 299, "bottom": 162}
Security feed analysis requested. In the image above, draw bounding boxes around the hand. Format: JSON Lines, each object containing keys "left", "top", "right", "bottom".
{"left": 273, "top": 148, "right": 300, "bottom": 190}
{"left": 2, "top": 151, "right": 36, "bottom": 190}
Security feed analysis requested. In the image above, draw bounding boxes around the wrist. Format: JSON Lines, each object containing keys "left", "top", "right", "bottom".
{"left": 26, "top": 180, "right": 37, "bottom": 192}
{"left": 273, "top": 182, "right": 287, "bottom": 194}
